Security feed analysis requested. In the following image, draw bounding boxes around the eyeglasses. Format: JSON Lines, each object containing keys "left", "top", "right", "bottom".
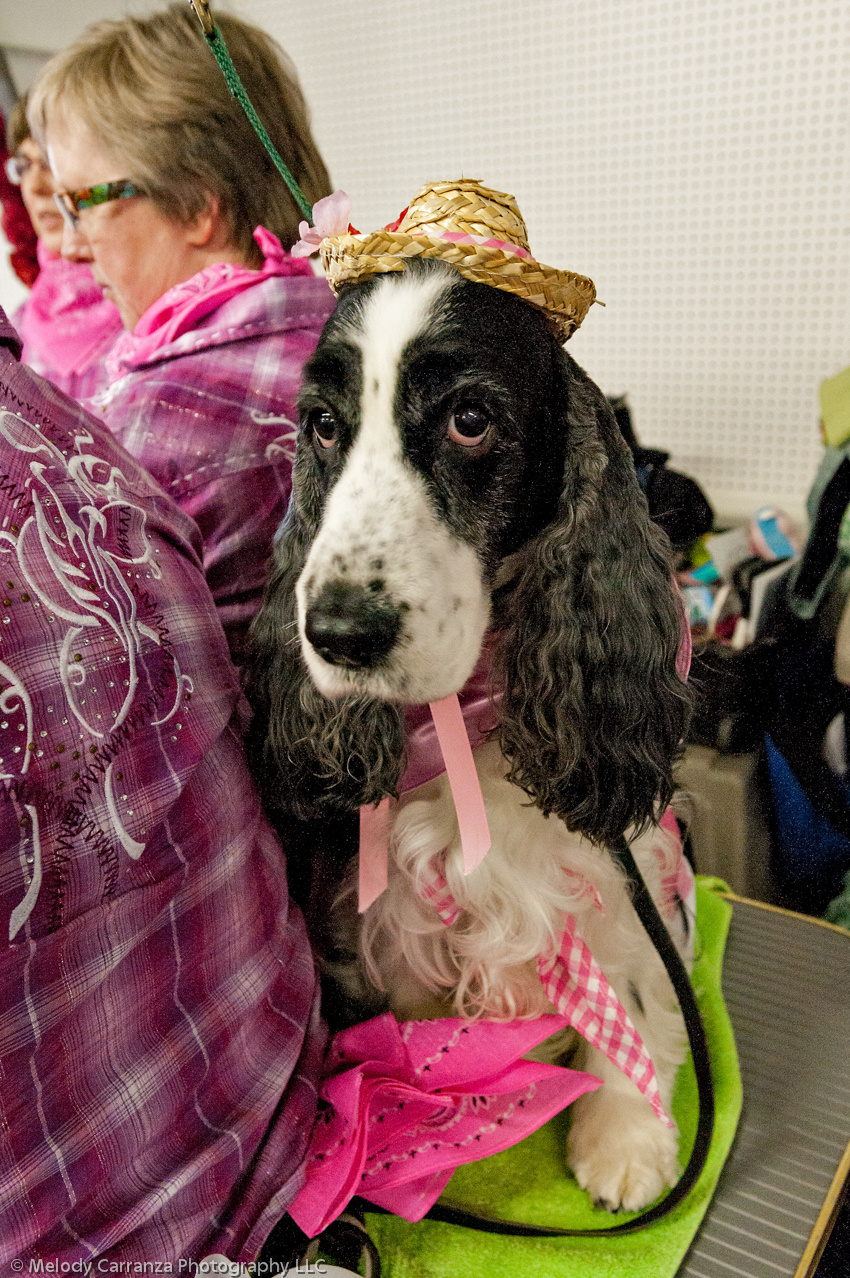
{"left": 53, "top": 179, "right": 142, "bottom": 231}
{"left": 5, "top": 154, "right": 53, "bottom": 185}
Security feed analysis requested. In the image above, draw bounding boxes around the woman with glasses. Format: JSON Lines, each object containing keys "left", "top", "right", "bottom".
{"left": 28, "top": 4, "right": 335, "bottom": 665}
{"left": 4, "top": 95, "right": 121, "bottom": 399}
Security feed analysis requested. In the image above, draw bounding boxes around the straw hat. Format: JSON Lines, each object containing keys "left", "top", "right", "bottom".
{"left": 319, "top": 179, "right": 597, "bottom": 342}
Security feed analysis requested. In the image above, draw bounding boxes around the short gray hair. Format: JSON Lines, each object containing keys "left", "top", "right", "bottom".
{"left": 28, "top": 4, "right": 331, "bottom": 256}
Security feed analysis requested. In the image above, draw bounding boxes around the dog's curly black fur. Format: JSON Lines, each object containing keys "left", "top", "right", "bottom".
{"left": 492, "top": 358, "right": 689, "bottom": 843}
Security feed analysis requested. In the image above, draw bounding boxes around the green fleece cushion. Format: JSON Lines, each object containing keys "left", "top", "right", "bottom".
{"left": 366, "top": 877, "right": 742, "bottom": 1278}
{"left": 825, "top": 870, "right": 850, "bottom": 931}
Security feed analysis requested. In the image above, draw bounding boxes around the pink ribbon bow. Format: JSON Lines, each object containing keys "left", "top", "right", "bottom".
{"left": 358, "top": 692, "right": 492, "bottom": 911}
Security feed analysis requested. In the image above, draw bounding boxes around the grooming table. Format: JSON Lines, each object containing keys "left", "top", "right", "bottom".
{"left": 679, "top": 895, "right": 850, "bottom": 1278}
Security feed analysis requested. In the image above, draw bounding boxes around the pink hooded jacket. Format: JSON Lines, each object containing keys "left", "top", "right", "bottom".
{"left": 89, "top": 235, "right": 335, "bottom": 663}
{"left": 14, "top": 241, "right": 122, "bottom": 401}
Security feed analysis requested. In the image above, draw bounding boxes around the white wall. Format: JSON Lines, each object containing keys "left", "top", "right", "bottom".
{"left": 0, "top": 1, "right": 141, "bottom": 52}
{"left": 3, "top": 0, "right": 848, "bottom": 527}
{"left": 238, "top": 0, "right": 850, "bottom": 526}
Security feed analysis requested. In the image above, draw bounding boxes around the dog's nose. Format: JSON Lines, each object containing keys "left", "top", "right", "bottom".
{"left": 305, "top": 583, "right": 401, "bottom": 669}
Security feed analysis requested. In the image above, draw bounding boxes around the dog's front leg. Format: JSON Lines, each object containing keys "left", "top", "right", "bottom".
{"left": 566, "top": 1038, "right": 682, "bottom": 1212}
{"left": 561, "top": 824, "right": 693, "bottom": 1211}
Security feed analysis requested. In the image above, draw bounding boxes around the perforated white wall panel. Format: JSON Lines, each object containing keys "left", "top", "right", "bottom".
{"left": 239, "top": 0, "right": 850, "bottom": 523}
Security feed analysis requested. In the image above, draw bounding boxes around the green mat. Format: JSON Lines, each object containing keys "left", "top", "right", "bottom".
{"left": 366, "top": 877, "right": 742, "bottom": 1278}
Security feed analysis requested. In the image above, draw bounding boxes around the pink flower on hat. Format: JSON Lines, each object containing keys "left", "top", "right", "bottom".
{"left": 290, "top": 190, "right": 355, "bottom": 257}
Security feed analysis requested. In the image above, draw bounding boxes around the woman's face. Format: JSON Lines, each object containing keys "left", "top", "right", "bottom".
{"left": 16, "top": 137, "right": 65, "bottom": 255}
{"left": 46, "top": 120, "right": 224, "bottom": 330}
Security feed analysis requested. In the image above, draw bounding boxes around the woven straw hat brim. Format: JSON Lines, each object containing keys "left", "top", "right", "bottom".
{"left": 320, "top": 230, "right": 596, "bottom": 342}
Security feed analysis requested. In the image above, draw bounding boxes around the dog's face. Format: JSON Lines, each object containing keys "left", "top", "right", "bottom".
{"left": 250, "top": 254, "right": 687, "bottom": 834}
{"left": 295, "top": 260, "right": 568, "bottom": 704}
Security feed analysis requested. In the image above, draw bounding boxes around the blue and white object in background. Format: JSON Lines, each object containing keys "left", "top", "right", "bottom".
{"left": 749, "top": 506, "right": 800, "bottom": 562}
{"left": 681, "top": 584, "right": 716, "bottom": 627}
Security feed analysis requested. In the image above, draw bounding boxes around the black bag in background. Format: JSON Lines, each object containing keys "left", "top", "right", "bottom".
{"left": 608, "top": 396, "right": 714, "bottom": 551}
{"left": 686, "top": 637, "right": 787, "bottom": 754}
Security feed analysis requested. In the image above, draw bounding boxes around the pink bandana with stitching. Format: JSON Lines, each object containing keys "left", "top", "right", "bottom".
{"left": 289, "top": 1011, "right": 602, "bottom": 1235}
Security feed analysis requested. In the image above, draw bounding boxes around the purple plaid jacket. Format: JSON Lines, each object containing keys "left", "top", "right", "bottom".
{"left": 0, "top": 308, "right": 324, "bottom": 1267}
{"left": 89, "top": 273, "right": 335, "bottom": 663}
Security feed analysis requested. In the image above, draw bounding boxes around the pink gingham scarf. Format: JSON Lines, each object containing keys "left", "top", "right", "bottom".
{"left": 536, "top": 912, "right": 672, "bottom": 1127}
{"left": 418, "top": 861, "right": 462, "bottom": 926}
{"left": 420, "top": 860, "right": 673, "bottom": 1128}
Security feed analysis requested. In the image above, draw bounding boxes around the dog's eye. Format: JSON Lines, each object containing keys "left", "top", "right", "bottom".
{"left": 309, "top": 408, "right": 338, "bottom": 449}
{"left": 447, "top": 402, "right": 490, "bottom": 447}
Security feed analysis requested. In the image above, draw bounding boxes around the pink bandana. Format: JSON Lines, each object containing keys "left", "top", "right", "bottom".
{"left": 104, "top": 226, "right": 313, "bottom": 380}
{"left": 289, "top": 1011, "right": 601, "bottom": 1235}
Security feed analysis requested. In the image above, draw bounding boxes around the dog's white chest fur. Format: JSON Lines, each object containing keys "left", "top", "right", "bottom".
{"left": 361, "top": 738, "right": 691, "bottom": 1213}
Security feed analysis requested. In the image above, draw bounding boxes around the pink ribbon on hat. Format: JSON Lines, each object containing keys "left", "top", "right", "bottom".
{"left": 407, "top": 227, "right": 533, "bottom": 258}
{"left": 358, "top": 692, "right": 492, "bottom": 911}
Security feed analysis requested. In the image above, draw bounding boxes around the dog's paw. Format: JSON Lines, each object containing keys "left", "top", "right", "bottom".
{"left": 567, "top": 1092, "right": 680, "bottom": 1213}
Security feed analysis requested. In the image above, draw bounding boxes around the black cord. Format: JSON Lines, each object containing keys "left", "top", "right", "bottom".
{"left": 353, "top": 835, "right": 716, "bottom": 1238}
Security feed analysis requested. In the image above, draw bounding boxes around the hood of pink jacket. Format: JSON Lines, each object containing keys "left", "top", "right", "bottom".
{"left": 18, "top": 241, "right": 122, "bottom": 380}
{"left": 104, "top": 226, "right": 329, "bottom": 381}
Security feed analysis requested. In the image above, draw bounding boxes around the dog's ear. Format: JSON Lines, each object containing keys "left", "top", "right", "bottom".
{"left": 245, "top": 449, "right": 406, "bottom": 821}
{"left": 494, "top": 350, "right": 691, "bottom": 845}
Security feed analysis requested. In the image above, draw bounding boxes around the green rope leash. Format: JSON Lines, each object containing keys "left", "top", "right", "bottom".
{"left": 189, "top": 0, "right": 313, "bottom": 225}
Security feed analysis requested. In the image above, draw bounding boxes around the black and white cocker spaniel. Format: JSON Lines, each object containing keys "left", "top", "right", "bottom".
{"left": 247, "top": 257, "right": 693, "bottom": 1213}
